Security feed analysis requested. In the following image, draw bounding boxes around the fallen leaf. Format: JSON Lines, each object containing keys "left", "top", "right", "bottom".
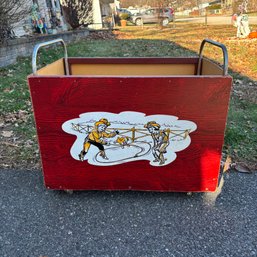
{"left": 25, "top": 139, "right": 34, "bottom": 147}
{"left": 234, "top": 163, "right": 253, "bottom": 174}
{"left": 2, "top": 142, "right": 19, "bottom": 147}
{"left": 2, "top": 131, "right": 13, "bottom": 138}
{"left": 223, "top": 156, "right": 232, "bottom": 173}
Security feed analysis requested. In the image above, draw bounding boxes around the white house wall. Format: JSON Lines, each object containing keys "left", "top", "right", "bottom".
{"left": 89, "top": 0, "right": 103, "bottom": 29}
{"left": 12, "top": 0, "right": 34, "bottom": 37}
{"left": 37, "top": 0, "right": 51, "bottom": 26}
{"left": 90, "top": 0, "right": 117, "bottom": 29}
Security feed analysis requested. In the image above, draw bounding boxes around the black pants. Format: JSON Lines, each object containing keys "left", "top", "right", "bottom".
{"left": 88, "top": 139, "right": 104, "bottom": 151}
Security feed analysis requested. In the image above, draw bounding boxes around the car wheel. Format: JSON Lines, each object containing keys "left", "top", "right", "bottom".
{"left": 162, "top": 18, "right": 169, "bottom": 26}
{"left": 135, "top": 18, "right": 142, "bottom": 26}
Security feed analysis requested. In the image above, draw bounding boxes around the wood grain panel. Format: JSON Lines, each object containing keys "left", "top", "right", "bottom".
{"left": 70, "top": 64, "right": 196, "bottom": 76}
{"left": 28, "top": 69, "right": 232, "bottom": 192}
{"left": 36, "top": 59, "right": 65, "bottom": 75}
{"left": 201, "top": 58, "right": 223, "bottom": 75}
{"left": 68, "top": 57, "right": 199, "bottom": 76}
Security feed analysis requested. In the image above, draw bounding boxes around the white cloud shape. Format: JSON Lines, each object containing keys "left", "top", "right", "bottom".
{"left": 62, "top": 111, "right": 197, "bottom": 167}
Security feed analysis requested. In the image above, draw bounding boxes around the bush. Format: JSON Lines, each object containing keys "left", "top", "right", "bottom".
{"left": 207, "top": 4, "right": 222, "bottom": 10}
{"left": 120, "top": 13, "right": 130, "bottom": 20}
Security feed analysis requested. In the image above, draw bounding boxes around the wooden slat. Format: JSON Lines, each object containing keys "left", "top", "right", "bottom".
{"left": 201, "top": 58, "right": 223, "bottom": 76}
{"left": 70, "top": 63, "right": 196, "bottom": 76}
{"left": 28, "top": 75, "right": 232, "bottom": 192}
{"left": 36, "top": 59, "right": 65, "bottom": 76}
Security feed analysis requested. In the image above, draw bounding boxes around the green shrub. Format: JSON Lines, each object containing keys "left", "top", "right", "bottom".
{"left": 120, "top": 13, "right": 129, "bottom": 20}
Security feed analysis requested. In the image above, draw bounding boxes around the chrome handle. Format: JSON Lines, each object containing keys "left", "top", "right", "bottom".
{"left": 197, "top": 39, "right": 228, "bottom": 76}
{"left": 32, "top": 38, "right": 69, "bottom": 75}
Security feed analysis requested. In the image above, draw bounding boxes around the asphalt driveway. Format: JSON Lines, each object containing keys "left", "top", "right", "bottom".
{"left": 0, "top": 169, "right": 256, "bottom": 257}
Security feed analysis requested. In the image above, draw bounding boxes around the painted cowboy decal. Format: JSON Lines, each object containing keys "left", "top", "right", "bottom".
{"left": 144, "top": 121, "right": 170, "bottom": 165}
{"left": 62, "top": 112, "right": 197, "bottom": 167}
{"left": 79, "top": 118, "right": 119, "bottom": 161}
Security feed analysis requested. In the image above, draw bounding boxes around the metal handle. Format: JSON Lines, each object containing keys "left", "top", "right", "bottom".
{"left": 197, "top": 39, "right": 228, "bottom": 76}
{"left": 32, "top": 38, "right": 69, "bottom": 75}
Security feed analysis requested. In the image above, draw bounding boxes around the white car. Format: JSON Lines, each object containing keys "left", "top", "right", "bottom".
{"left": 127, "top": 7, "right": 141, "bottom": 15}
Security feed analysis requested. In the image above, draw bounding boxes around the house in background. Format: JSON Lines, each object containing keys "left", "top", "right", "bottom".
{"left": 90, "top": 0, "right": 120, "bottom": 29}
{"left": 12, "top": 0, "right": 120, "bottom": 38}
{"left": 13, "top": 0, "right": 68, "bottom": 37}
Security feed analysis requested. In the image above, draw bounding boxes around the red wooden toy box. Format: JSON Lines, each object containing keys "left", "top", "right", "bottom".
{"left": 28, "top": 39, "right": 232, "bottom": 192}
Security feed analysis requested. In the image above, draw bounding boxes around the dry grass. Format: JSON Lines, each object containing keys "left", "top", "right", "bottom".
{"left": 115, "top": 23, "right": 257, "bottom": 81}
{"left": 0, "top": 24, "right": 256, "bottom": 170}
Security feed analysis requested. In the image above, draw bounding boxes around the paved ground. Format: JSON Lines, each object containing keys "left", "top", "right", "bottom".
{"left": 0, "top": 169, "right": 256, "bottom": 257}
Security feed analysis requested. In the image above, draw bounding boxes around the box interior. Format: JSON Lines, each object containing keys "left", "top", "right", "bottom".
{"left": 35, "top": 57, "right": 224, "bottom": 76}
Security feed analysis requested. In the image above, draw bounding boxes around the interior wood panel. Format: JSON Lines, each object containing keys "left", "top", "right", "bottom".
{"left": 35, "top": 57, "right": 224, "bottom": 76}
{"left": 37, "top": 59, "right": 65, "bottom": 75}
{"left": 201, "top": 58, "right": 223, "bottom": 75}
{"left": 70, "top": 64, "right": 196, "bottom": 76}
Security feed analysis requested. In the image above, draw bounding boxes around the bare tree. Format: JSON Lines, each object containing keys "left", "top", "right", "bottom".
{"left": 232, "top": 0, "right": 257, "bottom": 13}
{"left": 61, "top": 0, "right": 93, "bottom": 29}
{"left": 0, "top": 0, "right": 31, "bottom": 44}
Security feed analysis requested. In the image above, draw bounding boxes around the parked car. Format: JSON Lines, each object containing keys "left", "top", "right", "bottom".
{"left": 117, "top": 8, "right": 132, "bottom": 18}
{"left": 130, "top": 8, "right": 173, "bottom": 26}
{"left": 127, "top": 7, "right": 141, "bottom": 15}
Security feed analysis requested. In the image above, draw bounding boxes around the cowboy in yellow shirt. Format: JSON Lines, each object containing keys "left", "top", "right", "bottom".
{"left": 144, "top": 121, "right": 170, "bottom": 165}
{"left": 79, "top": 118, "right": 118, "bottom": 161}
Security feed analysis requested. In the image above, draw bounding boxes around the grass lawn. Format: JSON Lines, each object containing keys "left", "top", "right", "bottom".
{"left": 0, "top": 23, "right": 256, "bottom": 170}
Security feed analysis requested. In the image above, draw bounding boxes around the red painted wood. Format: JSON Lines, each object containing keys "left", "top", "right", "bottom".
{"left": 28, "top": 64, "right": 232, "bottom": 192}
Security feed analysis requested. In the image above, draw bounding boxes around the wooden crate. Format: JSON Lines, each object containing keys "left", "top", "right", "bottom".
{"left": 28, "top": 39, "right": 232, "bottom": 192}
